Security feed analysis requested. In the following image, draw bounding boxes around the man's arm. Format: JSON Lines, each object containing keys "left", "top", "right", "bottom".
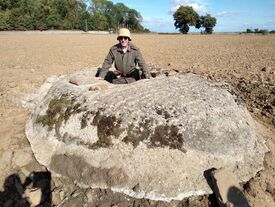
{"left": 135, "top": 50, "right": 151, "bottom": 79}
{"left": 98, "top": 49, "right": 114, "bottom": 78}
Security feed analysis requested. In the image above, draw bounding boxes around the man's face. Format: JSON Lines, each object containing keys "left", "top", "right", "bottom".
{"left": 118, "top": 36, "right": 129, "bottom": 47}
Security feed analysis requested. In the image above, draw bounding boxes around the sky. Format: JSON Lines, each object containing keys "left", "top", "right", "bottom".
{"left": 110, "top": 0, "right": 275, "bottom": 32}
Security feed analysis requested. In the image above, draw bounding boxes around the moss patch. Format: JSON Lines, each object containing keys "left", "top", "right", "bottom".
{"left": 91, "top": 111, "right": 123, "bottom": 149}
{"left": 156, "top": 109, "right": 171, "bottom": 119}
{"left": 37, "top": 96, "right": 185, "bottom": 152}
{"left": 150, "top": 125, "right": 185, "bottom": 152}
{"left": 122, "top": 119, "right": 152, "bottom": 148}
{"left": 122, "top": 118, "right": 185, "bottom": 152}
{"left": 81, "top": 111, "right": 91, "bottom": 129}
{"left": 36, "top": 94, "right": 86, "bottom": 138}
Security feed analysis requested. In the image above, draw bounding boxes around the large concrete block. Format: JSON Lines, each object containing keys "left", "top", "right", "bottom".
{"left": 21, "top": 68, "right": 268, "bottom": 202}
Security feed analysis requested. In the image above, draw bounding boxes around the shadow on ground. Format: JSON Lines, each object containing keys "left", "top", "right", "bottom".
{"left": 0, "top": 171, "right": 51, "bottom": 207}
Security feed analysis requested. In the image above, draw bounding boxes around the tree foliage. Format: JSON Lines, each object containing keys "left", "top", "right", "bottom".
{"left": 89, "top": 0, "right": 144, "bottom": 32}
{"left": 199, "top": 14, "right": 216, "bottom": 34}
{"left": 173, "top": 6, "right": 200, "bottom": 34}
{"left": 246, "top": 28, "right": 253, "bottom": 33}
{"left": 0, "top": 0, "right": 149, "bottom": 32}
{"left": 173, "top": 6, "right": 217, "bottom": 34}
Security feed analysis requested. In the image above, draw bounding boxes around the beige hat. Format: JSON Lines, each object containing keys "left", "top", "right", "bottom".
{"left": 117, "top": 28, "right": 131, "bottom": 41}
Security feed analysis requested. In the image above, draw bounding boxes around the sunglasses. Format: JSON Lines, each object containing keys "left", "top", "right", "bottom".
{"left": 118, "top": 36, "right": 129, "bottom": 41}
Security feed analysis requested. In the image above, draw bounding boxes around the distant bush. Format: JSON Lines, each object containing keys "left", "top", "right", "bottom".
{"left": 259, "top": 29, "right": 269, "bottom": 35}
{"left": 245, "top": 28, "right": 269, "bottom": 35}
{"left": 246, "top": 28, "right": 253, "bottom": 33}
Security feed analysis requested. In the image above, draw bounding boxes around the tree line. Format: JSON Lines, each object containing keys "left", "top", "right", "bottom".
{"left": 245, "top": 28, "right": 275, "bottom": 35}
{"left": 173, "top": 6, "right": 217, "bottom": 34}
{"left": 0, "top": 0, "right": 149, "bottom": 32}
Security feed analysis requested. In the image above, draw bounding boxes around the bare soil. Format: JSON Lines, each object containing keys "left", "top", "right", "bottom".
{"left": 0, "top": 33, "right": 274, "bottom": 206}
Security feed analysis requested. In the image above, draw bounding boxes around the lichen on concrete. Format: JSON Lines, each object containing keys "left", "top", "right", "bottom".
{"left": 122, "top": 118, "right": 152, "bottom": 148}
{"left": 90, "top": 109, "right": 123, "bottom": 149}
{"left": 150, "top": 125, "right": 185, "bottom": 152}
{"left": 36, "top": 94, "right": 86, "bottom": 139}
{"left": 122, "top": 117, "right": 185, "bottom": 151}
{"left": 156, "top": 108, "right": 171, "bottom": 119}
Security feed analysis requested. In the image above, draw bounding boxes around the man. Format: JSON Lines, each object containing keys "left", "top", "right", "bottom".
{"left": 96, "top": 28, "right": 151, "bottom": 84}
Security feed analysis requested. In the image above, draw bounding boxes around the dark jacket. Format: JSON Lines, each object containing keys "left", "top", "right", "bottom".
{"left": 99, "top": 42, "right": 150, "bottom": 79}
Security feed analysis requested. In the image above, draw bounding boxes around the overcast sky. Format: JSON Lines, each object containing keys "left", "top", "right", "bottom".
{"left": 111, "top": 0, "right": 275, "bottom": 32}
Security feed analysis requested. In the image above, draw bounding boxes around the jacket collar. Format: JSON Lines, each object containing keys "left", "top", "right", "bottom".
{"left": 116, "top": 43, "right": 135, "bottom": 52}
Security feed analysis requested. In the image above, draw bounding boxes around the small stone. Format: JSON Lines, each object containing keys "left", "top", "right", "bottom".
{"left": 89, "top": 83, "right": 110, "bottom": 91}
{"left": 132, "top": 183, "right": 140, "bottom": 192}
{"left": 0, "top": 150, "right": 13, "bottom": 170}
{"left": 59, "top": 190, "right": 66, "bottom": 200}
{"left": 52, "top": 191, "right": 62, "bottom": 205}
{"left": 20, "top": 167, "right": 32, "bottom": 178}
{"left": 150, "top": 72, "right": 157, "bottom": 78}
{"left": 166, "top": 69, "right": 178, "bottom": 76}
{"left": 13, "top": 148, "right": 33, "bottom": 167}
{"left": 211, "top": 168, "right": 250, "bottom": 207}
{"left": 69, "top": 78, "right": 82, "bottom": 86}
{"left": 8, "top": 82, "right": 17, "bottom": 88}
{"left": 24, "top": 188, "right": 42, "bottom": 206}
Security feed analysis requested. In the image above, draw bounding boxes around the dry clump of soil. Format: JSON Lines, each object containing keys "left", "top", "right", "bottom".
{"left": 0, "top": 33, "right": 274, "bottom": 206}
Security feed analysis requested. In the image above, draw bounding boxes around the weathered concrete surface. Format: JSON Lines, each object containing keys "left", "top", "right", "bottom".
{"left": 22, "top": 68, "right": 268, "bottom": 202}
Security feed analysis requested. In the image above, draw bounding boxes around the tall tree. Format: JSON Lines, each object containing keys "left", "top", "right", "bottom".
{"left": 89, "top": 0, "right": 114, "bottom": 30}
{"left": 90, "top": 12, "right": 108, "bottom": 30}
{"left": 199, "top": 14, "right": 216, "bottom": 34}
{"left": 173, "top": 6, "right": 200, "bottom": 34}
{"left": 47, "top": 0, "right": 87, "bottom": 29}
{"left": 113, "top": 2, "right": 128, "bottom": 26}
{"left": 89, "top": 0, "right": 148, "bottom": 32}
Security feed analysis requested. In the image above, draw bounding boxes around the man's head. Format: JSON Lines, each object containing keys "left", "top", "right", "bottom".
{"left": 117, "top": 28, "right": 131, "bottom": 47}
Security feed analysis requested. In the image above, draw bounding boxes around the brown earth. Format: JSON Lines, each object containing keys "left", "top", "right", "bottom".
{"left": 0, "top": 33, "right": 274, "bottom": 206}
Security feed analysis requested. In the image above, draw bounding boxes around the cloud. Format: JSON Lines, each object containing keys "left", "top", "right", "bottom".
{"left": 169, "top": 0, "right": 208, "bottom": 15}
{"left": 142, "top": 17, "right": 174, "bottom": 27}
{"left": 216, "top": 11, "right": 238, "bottom": 17}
